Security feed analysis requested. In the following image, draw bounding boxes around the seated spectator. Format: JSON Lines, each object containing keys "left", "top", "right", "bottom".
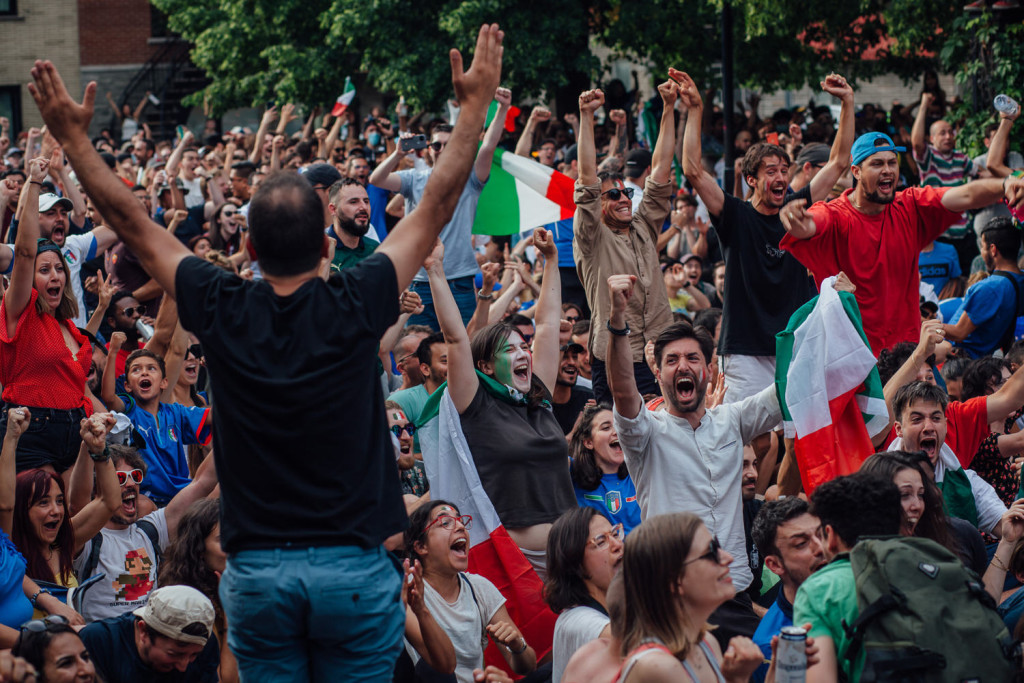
{"left": 617, "top": 512, "right": 764, "bottom": 682}
{"left": 568, "top": 404, "right": 640, "bottom": 534}
{"left": 959, "top": 358, "right": 1022, "bottom": 505}
{"left": 13, "top": 413, "right": 120, "bottom": 605}
{"left": 159, "top": 498, "right": 236, "bottom": 683}
{"left": 544, "top": 507, "right": 621, "bottom": 683}
{"left": 402, "top": 501, "right": 537, "bottom": 683}
{"left": 978, "top": 500, "right": 1024, "bottom": 628}
{"left": 11, "top": 615, "right": 96, "bottom": 683}
{"left": 560, "top": 573, "right": 625, "bottom": 683}
{"left": 80, "top": 585, "right": 219, "bottom": 683}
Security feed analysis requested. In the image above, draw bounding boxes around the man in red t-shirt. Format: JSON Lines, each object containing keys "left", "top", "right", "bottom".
{"left": 780, "top": 132, "right": 1024, "bottom": 356}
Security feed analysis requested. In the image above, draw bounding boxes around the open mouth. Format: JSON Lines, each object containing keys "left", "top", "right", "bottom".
{"left": 877, "top": 178, "right": 894, "bottom": 194}
{"left": 450, "top": 537, "right": 468, "bottom": 558}
{"left": 400, "top": 444, "right": 411, "bottom": 455}
{"left": 46, "top": 285, "right": 61, "bottom": 299}
{"left": 121, "top": 491, "right": 137, "bottom": 517}
{"left": 513, "top": 362, "right": 530, "bottom": 383}
{"left": 138, "top": 378, "right": 153, "bottom": 391}
{"left": 51, "top": 228, "right": 64, "bottom": 242}
{"left": 770, "top": 184, "right": 786, "bottom": 203}
{"left": 43, "top": 520, "right": 60, "bottom": 532}
{"left": 609, "top": 438, "right": 622, "bottom": 454}
{"left": 675, "top": 374, "right": 696, "bottom": 400}
{"left": 919, "top": 436, "right": 937, "bottom": 460}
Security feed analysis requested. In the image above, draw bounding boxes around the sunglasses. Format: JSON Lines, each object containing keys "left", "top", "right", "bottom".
{"left": 602, "top": 187, "right": 635, "bottom": 201}
{"left": 120, "top": 306, "right": 143, "bottom": 317}
{"left": 21, "top": 614, "right": 69, "bottom": 633}
{"left": 116, "top": 469, "right": 144, "bottom": 487}
{"left": 424, "top": 514, "right": 473, "bottom": 533}
{"left": 587, "top": 523, "right": 625, "bottom": 550}
{"left": 188, "top": 344, "right": 203, "bottom": 359}
{"left": 684, "top": 536, "right": 725, "bottom": 565}
{"left": 429, "top": 142, "right": 446, "bottom": 152}
{"left": 564, "top": 315, "right": 580, "bottom": 323}
{"left": 390, "top": 424, "right": 416, "bottom": 437}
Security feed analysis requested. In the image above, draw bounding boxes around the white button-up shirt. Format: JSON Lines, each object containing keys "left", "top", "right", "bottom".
{"left": 615, "top": 385, "right": 782, "bottom": 590}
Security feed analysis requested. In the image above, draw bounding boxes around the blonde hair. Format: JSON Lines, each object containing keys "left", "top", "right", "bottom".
{"left": 620, "top": 513, "right": 711, "bottom": 662}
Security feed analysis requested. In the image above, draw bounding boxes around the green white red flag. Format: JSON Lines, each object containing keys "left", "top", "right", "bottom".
{"left": 331, "top": 77, "right": 355, "bottom": 117}
{"left": 472, "top": 148, "right": 575, "bottom": 236}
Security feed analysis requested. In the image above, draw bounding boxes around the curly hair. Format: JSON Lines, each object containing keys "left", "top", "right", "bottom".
{"left": 569, "top": 403, "right": 627, "bottom": 491}
{"left": 961, "top": 357, "right": 1008, "bottom": 401}
{"left": 13, "top": 469, "right": 75, "bottom": 585}
{"left": 159, "top": 499, "right": 222, "bottom": 619}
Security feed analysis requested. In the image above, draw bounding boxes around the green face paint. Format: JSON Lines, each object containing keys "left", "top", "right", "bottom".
{"left": 493, "top": 346, "right": 516, "bottom": 387}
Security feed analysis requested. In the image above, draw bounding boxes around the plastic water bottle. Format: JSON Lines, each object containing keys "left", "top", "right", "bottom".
{"left": 134, "top": 318, "right": 154, "bottom": 342}
{"left": 994, "top": 94, "right": 1020, "bottom": 117}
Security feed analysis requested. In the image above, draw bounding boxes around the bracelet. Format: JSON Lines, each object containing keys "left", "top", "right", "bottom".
{"left": 29, "top": 589, "right": 49, "bottom": 607}
{"left": 1004, "top": 176, "right": 1011, "bottom": 194}
{"left": 89, "top": 445, "right": 110, "bottom": 463}
{"left": 606, "top": 320, "right": 630, "bottom": 337}
{"left": 476, "top": 289, "right": 494, "bottom": 301}
{"left": 29, "top": 181, "right": 43, "bottom": 187}
{"left": 507, "top": 637, "right": 528, "bottom": 655}
{"left": 992, "top": 555, "right": 1010, "bottom": 572}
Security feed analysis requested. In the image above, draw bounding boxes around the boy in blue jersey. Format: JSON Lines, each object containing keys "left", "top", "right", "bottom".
{"left": 102, "top": 333, "right": 211, "bottom": 506}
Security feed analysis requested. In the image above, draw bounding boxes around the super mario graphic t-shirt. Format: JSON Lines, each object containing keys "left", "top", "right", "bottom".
{"left": 574, "top": 473, "right": 642, "bottom": 534}
{"left": 73, "top": 509, "right": 168, "bottom": 623}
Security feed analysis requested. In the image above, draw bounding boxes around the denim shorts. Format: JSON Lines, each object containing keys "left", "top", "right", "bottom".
{"left": 220, "top": 544, "right": 404, "bottom": 682}
{"left": 0, "top": 404, "right": 86, "bottom": 472}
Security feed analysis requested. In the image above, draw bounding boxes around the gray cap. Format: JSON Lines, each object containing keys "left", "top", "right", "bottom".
{"left": 794, "top": 142, "right": 830, "bottom": 168}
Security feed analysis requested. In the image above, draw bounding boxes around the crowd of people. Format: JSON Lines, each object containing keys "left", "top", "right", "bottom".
{"left": 0, "top": 21, "right": 1020, "bottom": 682}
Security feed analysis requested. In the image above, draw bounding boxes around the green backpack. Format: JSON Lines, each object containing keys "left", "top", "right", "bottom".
{"left": 843, "top": 536, "right": 1017, "bottom": 682}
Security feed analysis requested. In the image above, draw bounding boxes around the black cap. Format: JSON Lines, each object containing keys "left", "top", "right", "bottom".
{"left": 626, "top": 148, "right": 652, "bottom": 169}
{"left": 303, "top": 163, "right": 342, "bottom": 190}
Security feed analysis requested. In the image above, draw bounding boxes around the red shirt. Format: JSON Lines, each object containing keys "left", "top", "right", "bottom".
{"left": 112, "top": 339, "right": 142, "bottom": 377}
{"left": 780, "top": 187, "right": 958, "bottom": 356}
{"left": 0, "top": 289, "right": 92, "bottom": 413}
{"left": 946, "top": 396, "right": 989, "bottom": 469}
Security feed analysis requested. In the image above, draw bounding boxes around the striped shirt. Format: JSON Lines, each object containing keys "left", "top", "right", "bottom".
{"left": 914, "top": 144, "right": 974, "bottom": 236}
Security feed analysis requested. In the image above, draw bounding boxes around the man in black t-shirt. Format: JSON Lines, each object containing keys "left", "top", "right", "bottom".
{"left": 677, "top": 70, "right": 855, "bottom": 469}
{"left": 552, "top": 342, "right": 594, "bottom": 433}
{"left": 30, "top": 26, "right": 505, "bottom": 681}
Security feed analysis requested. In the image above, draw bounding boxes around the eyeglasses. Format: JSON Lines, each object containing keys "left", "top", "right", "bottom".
{"left": 587, "top": 523, "right": 625, "bottom": 550}
{"left": 116, "top": 469, "right": 144, "bottom": 487}
{"left": 21, "top": 614, "right": 69, "bottom": 632}
{"left": 424, "top": 514, "right": 473, "bottom": 532}
{"left": 683, "top": 536, "right": 725, "bottom": 565}
{"left": 221, "top": 209, "right": 237, "bottom": 217}
{"left": 429, "top": 142, "right": 446, "bottom": 152}
{"left": 390, "top": 424, "right": 416, "bottom": 437}
{"left": 120, "top": 306, "right": 143, "bottom": 317}
{"left": 601, "top": 187, "right": 635, "bottom": 201}
{"left": 396, "top": 352, "right": 417, "bottom": 365}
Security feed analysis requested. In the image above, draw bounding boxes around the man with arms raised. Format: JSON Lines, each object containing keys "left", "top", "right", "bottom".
{"left": 780, "top": 133, "right": 1024, "bottom": 355}
{"left": 28, "top": 24, "right": 504, "bottom": 681}
{"left": 606, "top": 273, "right": 781, "bottom": 643}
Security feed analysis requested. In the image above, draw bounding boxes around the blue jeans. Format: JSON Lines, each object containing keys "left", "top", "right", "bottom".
{"left": 220, "top": 544, "right": 404, "bottom": 683}
{"left": 408, "top": 276, "right": 476, "bottom": 331}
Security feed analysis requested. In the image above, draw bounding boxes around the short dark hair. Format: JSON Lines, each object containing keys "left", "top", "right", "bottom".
{"left": 653, "top": 321, "right": 714, "bottom": 367}
{"left": 741, "top": 143, "right": 791, "bottom": 182}
{"left": 432, "top": 124, "right": 454, "bottom": 136}
{"left": 961, "top": 357, "right": 1008, "bottom": 401}
{"left": 105, "top": 290, "right": 138, "bottom": 320}
{"left": 893, "top": 380, "right": 948, "bottom": 423}
{"left": 571, "top": 319, "right": 591, "bottom": 338}
{"left": 691, "top": 308, "right": 722, "bottom": 338}
{"left": 876, "top": 342, "right": 933, "bottom": 386}
{"left": 1007, "top": 341, "right": 1024, "bottom": 370}
{"left": 416, "top": 332, "right": 445, "bottom": 367}
{"left": 327, "top": 177, "right": 362, "bottom": 204}
{"left": 752, "top": 497, "right": 810, "bottom": 559}
{"left": 810, "top": 472, "right": 901, "bottom": 547}
{"left": 597, "top": 171, "right": 624, "bottom": 186}
{"left": 108, "top": 443, "right": 147, "bottom": 475}
{"left": 125, "top": 348, "right": 167, "bottom": 379}
{"left": 507, "top": 314, "right": 534, "bottom": 329}
{"left": 230, "top": 160, "right": 256, "bottom": 179}
{"left": 247, "top": 172, "right": 325, "bottom": 276}
{"left": 544, "top": 506, "right": 604, "bottom": 614}
{"left": 981, "top": 216, "right": 1021, "bottom": 261}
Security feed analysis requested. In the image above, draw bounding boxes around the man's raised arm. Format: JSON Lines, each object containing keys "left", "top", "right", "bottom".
{"left": 649, "top": 76, "right": 679, "bottom": 184}
{"left": 377, "top": 24, "right": 504, "bottom": 291}
{"left": 28, "top": 61, "right": 190, "bottom": 296}
{"left": 678, "top": 72, "right": 724, "bottom": 217}
{"left": 607, "top": 275, "right": 642, "bottom": 419}
{"left": 808, "top": 74, "right": 854, "bottom": 203}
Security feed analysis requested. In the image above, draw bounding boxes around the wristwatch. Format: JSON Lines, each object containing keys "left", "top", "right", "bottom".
{"left": 476, "top": 289, "right": 494, "bottom": 301}
{"left": 89, "top": 446, "right": 110, "bottom": 463}
{"left": 606, "top": 320, "right": 630, "bottom": 336}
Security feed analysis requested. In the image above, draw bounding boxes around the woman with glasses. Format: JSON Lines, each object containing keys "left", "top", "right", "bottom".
{"left": 0, "top": 155, "right": 93, "bottom": 473}
{"left": 12, "top": 615, "right": 96, "bottom": 683}
{"left": 617, "top": 512, "right": 765, "bottom": 683}
{"left": 569, "top": 404, "right": 641, "bottom": 535}
{"left": 544, "top": 507, "right": 622, "bottom": 683}
{"left": 386, "top": 401, "right": 426, "bottom": 499}
{"left": 402, "top": 500, "right": 536, "bottom": 683}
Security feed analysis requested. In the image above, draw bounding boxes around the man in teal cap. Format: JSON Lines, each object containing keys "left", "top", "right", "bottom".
{"left": 780, "top": 131, "right": 1024, "bottom": 356}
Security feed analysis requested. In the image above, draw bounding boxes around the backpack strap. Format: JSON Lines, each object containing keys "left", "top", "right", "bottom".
{"left": 842, "top": 589, "right": 904, "bottom": 663}
{"left": 459, "top": 573, "right": 488, "bottom": 652}
{"left": 990, "top": 270, "right": 1023, "bottom": 351}
{"left": 136, "top": 519, "right": 162, "bottom": 568}
{"left": 80, "top": 532, "right": 104, "bottom": 580}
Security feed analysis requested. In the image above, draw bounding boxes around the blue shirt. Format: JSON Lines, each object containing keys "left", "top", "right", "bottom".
{"left": 548, "top": 217, "right": 576, "bottom": 268}
{"left": 952, "top": 270, "right": 1024, "bottom": 358}
{"left": 918, "top": 241, "right": 961, "bottom": 293}
{"left": 0, "top": 530, "right": 30, "bottom": 630}
{"left": 574, "top": 473, "right": 642, "bottom": 534}
{"left": 752, "top": 590, "right": 794, "bottom": 682}
{"left": 120, "top": 395, "right": 211, "bottom": 504}
{"left": 367, "top": 184, "right": 390, "bottom": 239}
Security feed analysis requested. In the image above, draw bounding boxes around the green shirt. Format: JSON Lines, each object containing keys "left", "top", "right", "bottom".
{"left": 331, "top": 237, "right": 379, "bottom": 272}
{"left": 793, "top": 556, "right": 861, "bottom": 681}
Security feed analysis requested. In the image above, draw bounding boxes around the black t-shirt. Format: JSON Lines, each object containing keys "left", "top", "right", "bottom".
{"left": 80, "top": 613, "right": 219, "bottom": 683}
{"left": 552, "top": 385, "right": 594, "bottom": 435}
{"left": 175, "top": 252, "right": 406, "bottom": 553}
{"left": 710, "top": 186, "right": 816, "bottom": 356}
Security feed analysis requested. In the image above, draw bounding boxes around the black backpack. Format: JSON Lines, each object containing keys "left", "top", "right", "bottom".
{"left": 843, "top": 536, "right": 1017, "bottom": 682}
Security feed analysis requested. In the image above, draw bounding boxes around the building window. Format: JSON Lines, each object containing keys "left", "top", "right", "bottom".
{"left": 0, "top": 86, "right": 21, "bottom": 136}
{"left": 0, "top": 0, "right": 16, "bottom": 17}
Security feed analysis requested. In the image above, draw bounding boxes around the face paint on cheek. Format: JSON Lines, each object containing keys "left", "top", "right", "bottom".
{"left": 493, "top": 351, "right": 514, "bottom": 385}
{"left": 698, "top": 365, "right": 706, "bottom": 384}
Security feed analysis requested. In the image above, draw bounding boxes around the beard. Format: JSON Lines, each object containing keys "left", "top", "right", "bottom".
{"left": 338, "top": 214, "right": 370, "bottom": 237}
{"left": 865, "top": 188, "right": 896, "bottom": 205}
{"left": 661, "top": 368, "right": 708, "bottom": 415}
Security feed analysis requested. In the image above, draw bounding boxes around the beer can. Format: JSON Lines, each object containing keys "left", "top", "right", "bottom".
{"left": 776, "top": 625, "right": 807, "bottom": 683}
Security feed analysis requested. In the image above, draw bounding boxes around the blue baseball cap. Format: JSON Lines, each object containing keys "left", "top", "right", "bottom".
{"left": 852, "top": 132, "right": 906, "bottom": 166}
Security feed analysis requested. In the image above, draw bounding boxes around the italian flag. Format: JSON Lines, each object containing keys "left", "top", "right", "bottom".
{"left": 472, "top": 148, "right": 575, "bottom": 236}
{"left": 331, "top": 77, "right": 355, "bottom": 117}
{"left": 775, "top": 277, "right": 889, "bottom": 494}
{"left": 419, "top": 389, "right": 557, "bottom": 673}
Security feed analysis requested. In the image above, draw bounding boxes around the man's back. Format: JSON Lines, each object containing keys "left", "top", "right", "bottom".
{"left": 793, "top": 556, "right": 860, "bottom": 681}
{"left": 952, "top": 270, "right": 1024, "bottom": 358}
{"left": 174, "top": 253, "right": 406, "bottom": 554}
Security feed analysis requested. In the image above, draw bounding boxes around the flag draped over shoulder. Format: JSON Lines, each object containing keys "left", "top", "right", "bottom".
{"left": 419, "top": 381, "right": 558, "bottom": 672}
{"left": 472, "top": 148, "right": 575, "bottom": 237}
{"left": 775, "top": 277, "right": 888, "bottom": 494}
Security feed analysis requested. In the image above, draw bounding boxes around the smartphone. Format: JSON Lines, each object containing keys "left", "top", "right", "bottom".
{"left": 400, "top": 134, "right": 429, "bottom": 152}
